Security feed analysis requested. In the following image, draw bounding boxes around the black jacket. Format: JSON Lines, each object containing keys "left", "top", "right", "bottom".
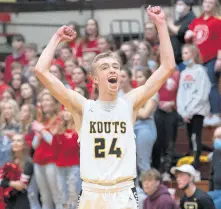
{"left": 171, "top": 11, "right": 196, "bottom": 64}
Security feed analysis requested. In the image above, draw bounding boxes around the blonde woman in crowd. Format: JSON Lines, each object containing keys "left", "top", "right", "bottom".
{"left": 32, "top": 90, "right": 61, "bottom": 209}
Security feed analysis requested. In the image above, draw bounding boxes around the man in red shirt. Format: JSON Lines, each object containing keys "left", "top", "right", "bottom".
{"left": 4, "top": 34, "right": 28, "bottom": 84}
{"left": 0, "top": 65, "right": 8, "bottom": 99}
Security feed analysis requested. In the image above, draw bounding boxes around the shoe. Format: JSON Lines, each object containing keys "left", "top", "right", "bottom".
{"left": 204, "top": 115, "right": 221, "bottom": 127}
{"left": 195, "top": 170, "right": 201, "bottom": 182}
{"left": 162, "top": 172, "right": 172, "bottom": 182}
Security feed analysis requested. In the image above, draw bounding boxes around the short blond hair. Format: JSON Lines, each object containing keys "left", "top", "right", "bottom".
{"left": 140, "top": 169, "right": 161, "bottom": 182}
{"left": 91, "top": 51, "right": 121, "bottom": 75}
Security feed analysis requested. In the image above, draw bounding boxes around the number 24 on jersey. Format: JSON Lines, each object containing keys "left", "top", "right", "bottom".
{"left": 94, "top": 138, "right": 122, "bottom": 158}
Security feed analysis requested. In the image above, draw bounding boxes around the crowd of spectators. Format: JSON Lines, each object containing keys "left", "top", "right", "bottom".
{"left": 0, "top": 0, "right": 221, "bottom": 209}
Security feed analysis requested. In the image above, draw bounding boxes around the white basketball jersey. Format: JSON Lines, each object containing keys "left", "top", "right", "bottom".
{"left": 78, "top": 98, "right": 136, "bottom": 185}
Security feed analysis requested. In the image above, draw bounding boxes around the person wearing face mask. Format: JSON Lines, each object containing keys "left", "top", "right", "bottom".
{"left": 185, "top": 0, "right": 221, "bottom": 127}
{"left": 171, "top": 164, "right": 215, "bottom": 209}
{"left": 177, "top": 44, "right": 211, "bottom": 172}
{"left": 208, "top": 126, "right": 221, "bottom": 209}
{"left": 167, "top": 0, "right": 195, "bottom": 66}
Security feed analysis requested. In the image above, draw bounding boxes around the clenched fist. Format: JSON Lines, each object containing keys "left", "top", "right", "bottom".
{"left": 56, "top": 25, "right": 76, "bottom": 42}
{"left": 146, "top": 6, "right": 166, "bottom": 25}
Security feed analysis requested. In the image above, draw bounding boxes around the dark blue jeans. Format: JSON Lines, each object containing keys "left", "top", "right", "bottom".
{"left": 204, "top": 58, "right": 221, "bottom": 114}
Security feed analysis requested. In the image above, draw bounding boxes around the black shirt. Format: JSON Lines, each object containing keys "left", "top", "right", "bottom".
{"left": 180, "top": 188, "right": 215, "bottom": 209}
{"left": 171, "top": 11, "right": 196, "bottom": 64}
{"left": 209, "top": 149, "right": 221, "bottom": 190}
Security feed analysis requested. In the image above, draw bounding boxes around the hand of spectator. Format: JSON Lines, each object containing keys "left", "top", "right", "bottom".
{"left": 183, "top": 116, "right": 190, "bottom": 123}
{"left": 185, "top": 30, "right": 194, "bottom": 41}
{"left": 146, "top": 6, "right": 166, "bottom": 25}
{"left": 3, "top": 130, "right": 16, "bottom": 139}
{"left": 214, "top": 59, "right": 221, "bottom": 72}
{"left": 159, "top": 101, "right": 173, "bottom": 112}
{"left": 56, "top": 25, "right": 77, "bottom": 43}
{"left": 32, "top": 121, "right": 45, "bottom": 133}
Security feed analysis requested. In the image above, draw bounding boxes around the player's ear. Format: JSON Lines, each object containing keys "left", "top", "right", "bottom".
{"left": 92, "top": 75, "right": 99, "bottom": 84}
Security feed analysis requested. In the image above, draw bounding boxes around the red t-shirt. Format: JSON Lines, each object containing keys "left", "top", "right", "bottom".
{"left": 52, "top": 129, "right": 80, "bottom": 167}
{"left": 76, "top": 39, "right": 100, "bottom": 58}
{"left": 69, "top": 40, "right": 81, "bottom": 58}
{"left": 33, "top": 117, "right": 60, "bottom": 165}
{"left": 158, "top": 71, "right": 180, "bottom": 109}
{"left": 0, "top": 83, "right": 8, "bottom": 99}
{"left": 52, "top": 59, "right": 65, "bottom": 69}
{"left": 4, "top": 53, "right": 27, "bottom": 84}
{"left": 189, "top": 16, "right": 221, "bottom": 63}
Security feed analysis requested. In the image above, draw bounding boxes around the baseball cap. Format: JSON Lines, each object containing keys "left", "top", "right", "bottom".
{"left": 176, "top": 0, "right": 194, "bottom": 6}
{"left": 170, "top": 164, "right": 196, "bottom": 177}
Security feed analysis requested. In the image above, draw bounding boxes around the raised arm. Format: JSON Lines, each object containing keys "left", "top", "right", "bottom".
{"left": 126, "top": 6, "right": 176, "bottom": 111}
{"left": 34, "top": 26, "right": 86, "bottom": 114}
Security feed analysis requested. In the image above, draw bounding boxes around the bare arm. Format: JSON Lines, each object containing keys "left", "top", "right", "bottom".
{"left": 137, "top": 97, "right": 158, "bottom": 120}
{"left": 9, "top": 181, "right": 27, "bottom": 191}
{"left": 34, "top": 26, "right": 86, "bottom": 114}
{"left": 126, "top": 7, "right": 175, "bottom": 112}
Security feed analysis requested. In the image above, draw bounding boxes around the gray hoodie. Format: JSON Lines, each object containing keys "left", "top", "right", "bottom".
{"left": 177, "top": 64, "right": 211, "bottom": 118}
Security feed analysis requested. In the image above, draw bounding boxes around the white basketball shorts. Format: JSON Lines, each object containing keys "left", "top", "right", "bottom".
{"left": 77, "top": 181, "right": 139, "bottom": 209}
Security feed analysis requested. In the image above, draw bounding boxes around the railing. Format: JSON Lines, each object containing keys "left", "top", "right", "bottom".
{"left": 0, "top": 0, "right": 192, "bottom": 13}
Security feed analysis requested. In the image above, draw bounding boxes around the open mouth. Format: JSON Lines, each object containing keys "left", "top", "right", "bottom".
{"left": 108, "top": 77, "right": 117, "bottom": 84}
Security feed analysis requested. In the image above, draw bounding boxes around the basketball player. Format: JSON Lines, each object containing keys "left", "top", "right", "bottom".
{"left": 34, "top": 6, "right": 175, "bottom": 209}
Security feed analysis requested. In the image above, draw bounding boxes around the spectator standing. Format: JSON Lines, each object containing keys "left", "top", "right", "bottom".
{"left": 9, "top": 73, "right": 23, "bottom": 105}
{"left": 77, "top": 19, "right": 100, "bottom": 59}
{"left": 0, "top": 66, "right": 8, "bottom": 100}
{"left": 208, "top": 126, "right": 221, "bottom": 209}
{"left": 152, "top": 69, "right": 180, "bottom": 182}
{"left": 177, "top": 44, "right": 211, "bottom": 171}
{"left": 0, "top": 99, "right": 20, "bottom": 134}
{"left": 167, "top": 0, "right": 196, "bottom": 65}
{"left": 49, "top": 64, "right": 70, "bottom": 88}
{"left": 0, "top": 134, "right": 33, "bottom": 209}
{"left": 52, "top": 108, "right": 81, "bottom": 209}
{"left": 64, "top": 59, "right": 78, "bottom": 85}
{"left": 98, "top": 36, "right": 114, "bottom": 53}
{"left": 71, "top": 66, "right": 93, "bottom": 95}
{"left": 134, "top": 69, "right": 158, "bottom": 189}
{"left": 32, "top": 90, "right": 60, "bottom": 209}
{"left": 20, "top": 83, "right": 37, "bottom": 106}
{"left": 67, "top": 21, "right": 82, "bottom": 58}
{"left": 118, "top": 68, "right": 133, "bottom": 96}
{"left": 4, "top": 34, "right": 27, "bottom": 84}
{"left": 143, "top": 21, "right": 159, "bottom": 52}
{"left": 171, "top": 164, "right": 215, "bottom": 209}
{"left": 120, "top": 42, "right": 136, "bottom": 65}
{"left": 141, "top": 169, "right": 179, "bottom": 209}
{"left": 185, "top": 0, "right": 221, "bottom": 126}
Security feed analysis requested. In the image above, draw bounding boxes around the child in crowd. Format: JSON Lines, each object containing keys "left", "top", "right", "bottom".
{"left": 177, "top": 44, "right": 211, "bottom": 172}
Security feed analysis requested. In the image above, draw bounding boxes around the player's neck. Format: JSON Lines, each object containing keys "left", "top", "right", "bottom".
{"left": 98, "top": 92, "right": 118, "bottom": 102}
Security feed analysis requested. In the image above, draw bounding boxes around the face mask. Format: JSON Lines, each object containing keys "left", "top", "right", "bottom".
{"left": 214, "top": 139, "right": 221, "bottom": 150}
{"left": 175, "top": 5, "right": 185, "bottom": 14}
{"left": 147, "top": 60, "right": 157, "bottom": 70}
{"left": 183, "top": 59, "right": 193, "bottom": 66}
